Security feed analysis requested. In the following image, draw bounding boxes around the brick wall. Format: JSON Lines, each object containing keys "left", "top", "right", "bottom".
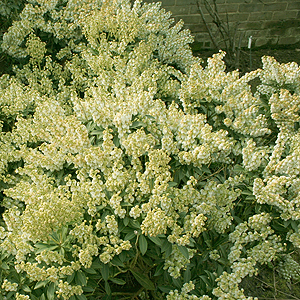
{"left": 142, "top": 0, "right": 300, "bottom": 49}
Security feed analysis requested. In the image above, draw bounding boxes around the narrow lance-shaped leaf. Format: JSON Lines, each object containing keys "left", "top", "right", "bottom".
{"left": 139, "top": 234, "right": 148, "bottom": 255}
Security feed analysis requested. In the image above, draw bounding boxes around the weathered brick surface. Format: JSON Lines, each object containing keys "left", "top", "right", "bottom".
{"left": 248, "top": 11, "right": 272, "bottom": 21}
{"left": 287, "top": 2, "right": 300, "bottom": 10}
{"left": 272, "top": 11, "right": 298, "bottom": 20}
{"left": 148, "top": 0, "right": 300, "bottom": 48}
{"left": 263, "top": 2, "right": 288, "bottom": 11}
{"left": 165, "top": 5, "right": 189, "bottom": 15}
{"left": 239, "top": 3, "right": 264, "bottom": 12}
{"left": 226, "top": 12, "right": 250, "bottom": 22}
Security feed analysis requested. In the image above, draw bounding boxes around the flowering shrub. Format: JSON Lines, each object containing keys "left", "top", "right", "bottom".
{"left": 0, "top": 0, "right": 300, "bottom": 299}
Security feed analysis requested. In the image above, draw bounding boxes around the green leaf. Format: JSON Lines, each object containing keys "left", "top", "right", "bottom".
{"left": 161, "top": 239, "right": 170, "bottom": 252}
{"left": 59, "top": 247, "right": 65, "bottom": 256}
{"left": 47, "top": 282, "right": 55, "bottom": 300}
{"left": 91, "top": 257, "right": 102, "bottom": 269}
{"left": 130, "top": 270, "right": 155, "bottom": 290}
{"left": 121, "top": 201, "right": 133, "bottom": 207}
{"left": 241, "top": 190, "right": 253, "bottom": 196}
{"left": 217, "top": 264, "right": 224, "bottom": 277}
{"left": 50, "top": 232, "right": 60, "bottom": 243}
{"left": 172, "top": 277, "right": 182, "bottom": 289}
{"left": 36, "top": 245, "right": 59, "bottom": 254}
{"left": 161, "top": 240, "right": 172, "bottom": 258}
{"left": 202, "top": 165, "right": 211, "bottom": 174}
{"left": 90, "top": 130, "right": 103, "bottom": 137}
{"left": 233, "top": 215, "right": 243, "bottom": 223}
{"left": 7, "top": 292, "right": 15, "bottom": 299}
{"left": 130, "top": 219, "right": 140, "bottom": 229}
{"left": 109, "top": 278, "right": 126, "bottom": 285}
{"left": 131, "top": 121, "right": 146, "bottom": 128}
{"left": 100, "top": 264, "right": 110, "bottom": 281}
{"left": 177, "top": 245, "right": 189, "bottom": 260}
{"left": 105, "top": 281, "right": 111, "bottom": 295}
{"left": 168, "top": 181, "right": 177, "bottom": 187}
{"left": 113, "top": 135, "right": 120, "bottom": 147}
{"left": 110, "top": 256, "right": 124, "bottom": 267}
{"left": 149, "top": 178, "right": 155, "bottom": 190}
{"left": 124, "top": 231, "right": 136, "bottom": 241}
{"left": 82, "top": 286, "right": 95, "bottom": 292}
{"left": 183, "top": 268, "right": 191, "bottom": 283}
{"left": 76, "top": 294, "right": 88, "bottom": 300}
{"left": 76, "top": 270, "right": 87, "bottom": 286}
{"left": 148, "top": 236, "right": 162, "bottom": 247}
{"left": 158, "top": 285, "right": 173, "bottom": 293}
{"left": 204, "top": 270, "right": 216, "bottom": 284}
{"left": 82, "top": 267, "right": 97, "bottom": 274}
{"left": 154, "top": 263, "right": 164, "bottom": 276}
{"left": 145, "top": 115, "right": 155, "bottom": 120}
{"left": 40, "top": 294, "right": 46, "bottom": 300}
{"left": 291, "top": 220, "right": 298, "bottom": 232}
{"left": 22, "top": 285, "right": 31, "bottom": 293}
{"left": 1, "top": 262, "right": 9, "bottom": 269}
{"left": 139, "top": 234, "right": 148, "bottom": 256}
{"left": 200, "top": 275, "right": 210, "bottom": 285}
{"left": 67, "top": 272, "right": 75, "bottom": 284}
{"left": 35, "top": 242, "right": 49, "bottom": 249}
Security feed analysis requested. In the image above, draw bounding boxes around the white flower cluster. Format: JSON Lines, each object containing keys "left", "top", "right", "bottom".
{"left": 15, "top": 293, "right": 30, "bottom": 300}
{"left": 163, "top": 245, "right": 196, "bottom": 279}
{"left": 242, "top": 139, "right": 268, "bottom": 171}
{"left": 167, "top": 281, "right": 210, "bottom": 300}
{"left": 25, "top": 33, "right": 47, "bottom": 63}
{"left": 1, "top": 279, "right": 18, "bottom": 292}
{"left": 1, "top": 0, "right": 300, "bottom": 299}
{"left": 258, "top": 55, "right": 300, "bottom": 95}
{"left": 253, "top": 176, "right": 300, "bottom": 221}
{"left": 1, "top": 0, "right": 98, "bottom": 58}
{"left": 56, "top": 280, "right": 83, "bottom": 299}
{"left": 277, "top": 254, "right": 300, "bottom": 281}
{"left": 213, "top": 212, "right": 284, "bottom": 299}
{"left": 180, "top": 51, "right": 270, "bottom": 137}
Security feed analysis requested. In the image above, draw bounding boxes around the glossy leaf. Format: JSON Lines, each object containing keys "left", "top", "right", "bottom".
{"left": 139, "top": 234, "right": 148, "bottom": 255}
{"left": 76, "top": 294, "right": 88, "bottom": 300}
{"left": 76, "top": 270, "right": 87, "bottom": 286}
{"left": 47, "top": 282, "right": 55, "bottom": 300}
{"left": 158, "top": 285, "right": 173, "bottom": 293}
{"left": 100, "top": 264, "right": 110, "bottom": 281}
{"left": 154, "top": 262, "right": 164, "bottom": 276}
{"left": 177, "top": 245, "right": 189, "bottom": 260}
{"left": 183, "top": 268, "right": 191, "bottom": 283}
{"left": 105, "top": 280, "right": 111, "bottom": 295}
{"left": 109, "top": 278, "right": 126, "bottom": 285}
{"left": 148, "top": 235, "right": 162, "bottom": 247}
{"left": 130, "top": 270, "right": 155, "bottom": 290}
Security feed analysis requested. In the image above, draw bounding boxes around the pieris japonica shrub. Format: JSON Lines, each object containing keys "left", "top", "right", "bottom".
{"left": 0, "top": 0, "right": 300, "bottom": 299}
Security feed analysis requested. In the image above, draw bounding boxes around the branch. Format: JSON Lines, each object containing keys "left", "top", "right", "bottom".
{"left": 196, "top": 0, "right": 218, "bottom": 49}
